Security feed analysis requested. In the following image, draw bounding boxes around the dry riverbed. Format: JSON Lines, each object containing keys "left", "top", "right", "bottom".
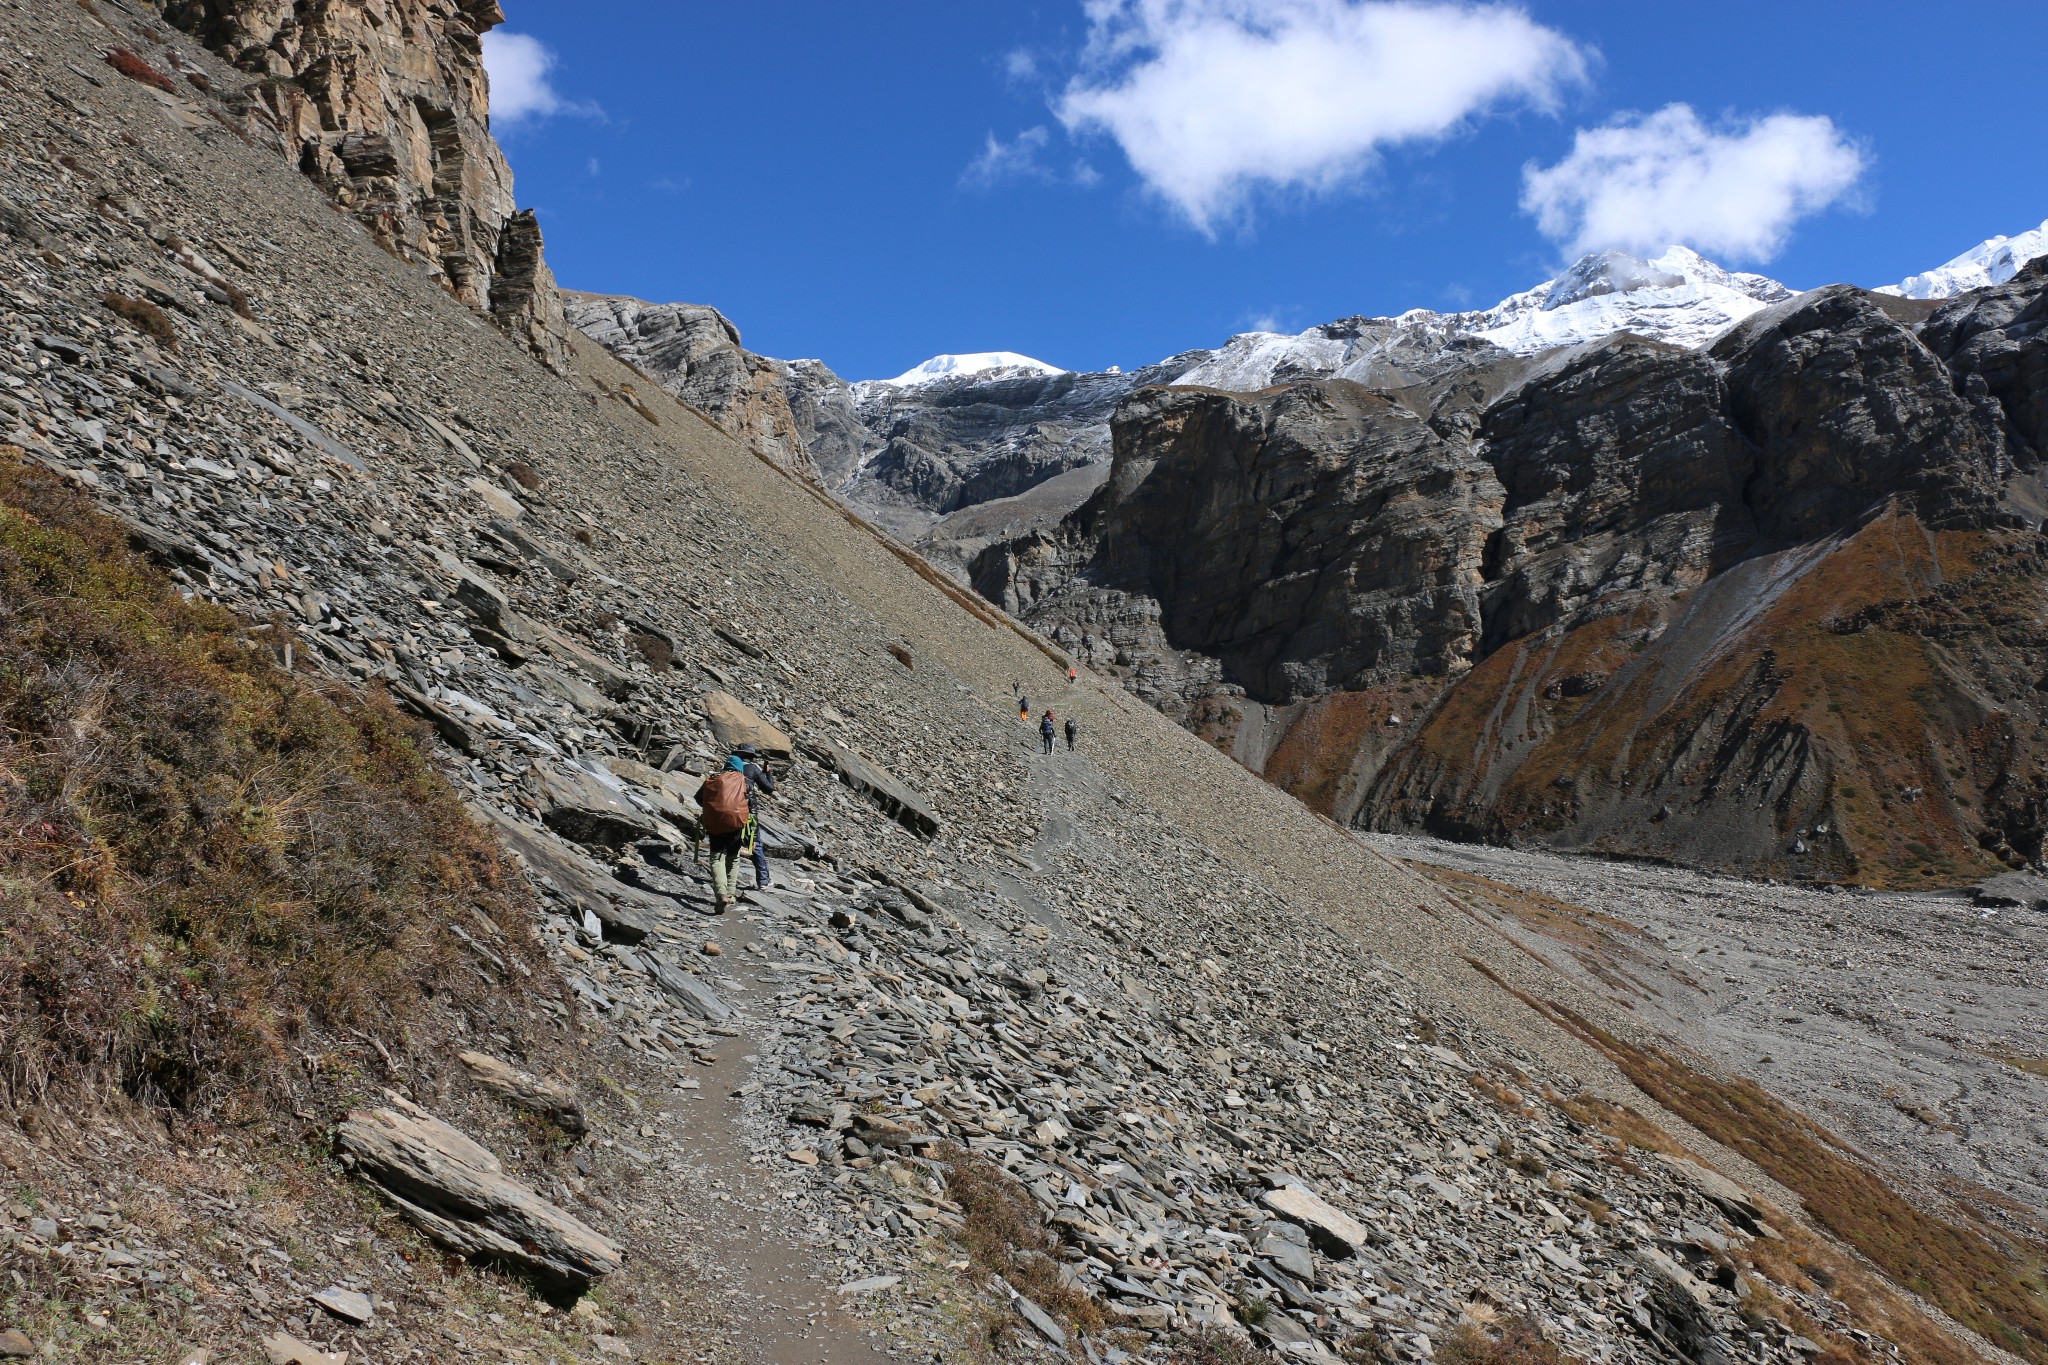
{"left": 1362, "top": 832, "right": 2048, "bottom": 1238}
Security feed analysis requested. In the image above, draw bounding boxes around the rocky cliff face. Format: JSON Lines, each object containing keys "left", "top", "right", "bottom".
{"left": 984, "top": 381, "right": 1505, "bottom": 708}
{"left": 158, "top": 0, "right": 571, "bottom": 370}
{"left": 978, "top": 264, "right": 2048, "bottom": 885}
{"left": 562, "top": 293, "right": 825, "bottom": 479}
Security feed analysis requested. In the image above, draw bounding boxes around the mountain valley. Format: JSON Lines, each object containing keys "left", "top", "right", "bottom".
{"left": 576, "top": 222, "right": 2048, "bottom": 890}
{"left": 2, "top": 2, "right": 2046, "bottom": 1364}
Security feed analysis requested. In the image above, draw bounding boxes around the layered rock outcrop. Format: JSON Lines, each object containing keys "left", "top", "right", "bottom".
{"left": 159, "top": 0, "right": 570, "bottom": 369}
{"left": 562, "top": 293, "right": 825, "bottom": 479}
{"left": 977, "top": 270, "right": 2048, "bottom": 884}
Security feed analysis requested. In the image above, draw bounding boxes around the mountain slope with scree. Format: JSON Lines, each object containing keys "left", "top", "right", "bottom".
{"left": 1, "top": 3, "right": 2041, "bottom": 1364}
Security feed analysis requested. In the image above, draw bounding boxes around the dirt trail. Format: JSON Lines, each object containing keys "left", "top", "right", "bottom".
{"left": 641, "top": 898, "right": 894, "bottom": 1365}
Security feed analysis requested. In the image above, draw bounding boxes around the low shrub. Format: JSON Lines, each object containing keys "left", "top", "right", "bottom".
{"left": 0, "top": 451, "right": 538, "bottom": 1115}
{"left": 935, "top": 1141, "right": 1106, "bottom": 1336}
{"left": 1437, "top": 1318, "right": 1581, "bottom": 1365}
{"left": 104, "top": 48, "right": 177, "bottom": 93}
{"left": 1165, "top": 1325, "right": 1271, "bottom": 1364}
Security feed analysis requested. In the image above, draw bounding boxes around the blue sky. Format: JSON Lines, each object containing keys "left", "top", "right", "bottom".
{"left": 488, "top": 1, "right": 2047, "bottom": 382}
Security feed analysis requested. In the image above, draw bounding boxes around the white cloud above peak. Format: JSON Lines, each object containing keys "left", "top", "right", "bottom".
{"left": 481, "top": 31, "right": 599, "bottom": 125}
{"left": 1054, "top": 0, "right": 1588, "bottom": 232}
{"left": 1521, "top": 104, "right": 1866, "bottom": 262}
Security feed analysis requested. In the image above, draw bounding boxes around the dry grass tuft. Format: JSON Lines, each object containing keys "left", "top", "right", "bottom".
{"left": 99, "top": 291, "right": 175, "bottom": 349}
{"left": 935, "top": 1141, "right": 1106, "bottom": 1337}
{"left": 1165, "top": 1325, "right": 1271, "bottom": 1363}
{"left": 626, "top": 632, "right": 673, "bottom": 673}
{"left": 104, "top": 48, "right": 177, "bottom": 93}
{"left": 1437, "top": 1318, "right": 1584, "bottom": 1365}
{"left": 219, "top": 280, "right": 254, "bottom": 320}
{"left": 0, "top": 450, "right": 540, "bottom": 1115}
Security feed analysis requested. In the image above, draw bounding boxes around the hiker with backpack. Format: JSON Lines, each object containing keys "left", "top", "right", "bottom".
{"left": 1039, "top": 710, "right": 1056, "bottom": 754}
{"left": 1064, "top": 716, "right": 1077, "bottom": 750}
{"left": 729, "top": 744, "right": 778, "bottom": 891}
{"left": 696, "top": 760, "right": 751, "bottom": 913}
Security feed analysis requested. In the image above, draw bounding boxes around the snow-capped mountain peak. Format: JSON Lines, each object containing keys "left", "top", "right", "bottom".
{"left": 1171, "top": 246, "right": 1793, "bottom": 392}
{"left": 1878, "top": 217, "right": 2048, "bottom": 300}
{"left": 1468, "top": 245, "right": 1793, "bottom": 355}
{"left": 879, "top": 352, "right": 1065, "bottom": 387}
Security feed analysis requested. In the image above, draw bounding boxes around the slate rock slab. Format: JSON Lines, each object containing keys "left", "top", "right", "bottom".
{"left": 335, "top": 1095, "right": 621, "bottom": 1291}
{"left": 700, "top": 690, "right": 793, "bottom": 759}
{"left": 806, "top": 740, "right": 939, "bottom": 838}
{"left": 536, "top": 762, "right": 663, "bottom": 849}
{"left": 1260, "top": 1183, "right": 1371, "bottom": 1259}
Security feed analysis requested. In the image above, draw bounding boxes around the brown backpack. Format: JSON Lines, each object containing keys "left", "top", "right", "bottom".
{"left": 698, "top": 770, "right": 750, "bottom": 835}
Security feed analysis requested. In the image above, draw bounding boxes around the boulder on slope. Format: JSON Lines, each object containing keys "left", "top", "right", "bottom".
{"left": 335, "top": 1095, "right": 621, "bottom": 1292}
{"left": 699, "top": 690, "right": 793, "bottom": 760}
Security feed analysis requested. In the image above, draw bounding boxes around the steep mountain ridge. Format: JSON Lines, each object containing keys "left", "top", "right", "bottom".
{"left": 1882, "top": 216, "right": 2048, "bottom": 300}
{"left": 22, "top": 4, "right": 2035, "bottom": 1363}
{"left": 972, "top": 267, "right": 2048, "bottom": 886}
{"left": 574, "top": 228, "right": 2048, "bottom": 574}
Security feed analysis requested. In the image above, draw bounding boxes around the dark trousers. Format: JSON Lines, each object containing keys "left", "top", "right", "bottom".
{"left": 750, "top": 839, "right": 771, "bottom": 888}
{"left": 1041, "top": 732, "right": 1054, "bottom": 753}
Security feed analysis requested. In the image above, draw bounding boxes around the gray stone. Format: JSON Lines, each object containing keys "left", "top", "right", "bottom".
{"left": 536, "top": 763, "right": 663, "bottom": 849}
{"left": 1011, "top": 1290, "right": 1067, "bottom": 1348}
{"left": 335, "top": 1096, "right": 621, "bottom": 1290}
{"left": 309, "top": 1285, "right": 375, "bottom": 1323}
{"left": 1260, "top": 1184, "right": 1371, "bottom": 1259}
{"left": 805, "top": 741, "right": 939, "bottom": 838}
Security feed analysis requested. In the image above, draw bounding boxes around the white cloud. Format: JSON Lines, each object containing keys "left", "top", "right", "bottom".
{"left": 965, "top": 126, "right": 1054, "bottom": 187}
{"left": 1521, "top": 103, "right": 1866, "bottom": 262}
{"left": 1055, "top": 0, "right": 1587, "bottom": 232}
{"left": 481, "top": 31, "right": 600, "bottom": 125}
{"left": 964, "top": 127, "right": 1101, "bottom": 190}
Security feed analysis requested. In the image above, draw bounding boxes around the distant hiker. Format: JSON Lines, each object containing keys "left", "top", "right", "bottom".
{"left": 1064, "top": 716, "right": 1077, "bottom": 750}
{"left": 1040, "top": 710, "right": 1056, "bottom": 754}
{"left": 1067, "top": 665, "right": 1077, "bottom": 683}
{"left": 1019, "top": 692, "right": 1030, "bottom": 722}
{"left": 697, "top": 761, "right": 751, "bottom": 913}
{"left": 729, "top": 744, "right": 778, "bottom": 890}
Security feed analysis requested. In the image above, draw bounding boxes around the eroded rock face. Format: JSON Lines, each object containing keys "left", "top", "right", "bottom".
{"left": 1922, "top": 256, "right": 2048, "bottom": 465}
{"left": 562, "top": 294, "right": 821, "bottom": 478}
{"left": 836, "top": 368, "right": 1149, "bottom": 531}
{"left": 981, "top": 278, "right": 2048, "bottom": 882}
{"left": 1476, "top": 338, "right": 1753, "bottom": 651}
{"left": 160, "top": 0, "right": 570, "bottom": 370}
{"left": 979, "top": 381, "right": 1503, "bottom": 706}
{"left": 1714, "top": 286, "right": 2010, "bottom": 537}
